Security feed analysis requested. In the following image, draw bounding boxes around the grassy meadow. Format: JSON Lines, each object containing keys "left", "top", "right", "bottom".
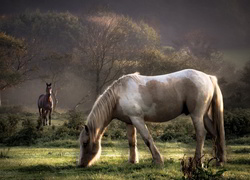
{"left": 1, "top": 139, "right": 250, "bottom": 180}
{"left": 0, "top": 108, "right": 250, "bottom": 180}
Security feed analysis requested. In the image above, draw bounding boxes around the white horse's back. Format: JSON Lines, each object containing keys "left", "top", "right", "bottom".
{"left": 115, "top": 69, "right": 214, "bottom": 123}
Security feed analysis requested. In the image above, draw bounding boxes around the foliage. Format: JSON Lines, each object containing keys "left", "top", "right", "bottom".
{"left": 5, "top": 118, "right": 40, "bottom": 146}
{"left": 160, "top": 120, "right": 195, "bottom": 143}
{"left": 0, "top": 32, "right": 30, "bottom": 91}
{"left": 241, "top": 60, "right": 250, "bottom": 85}
{"left": 181, "top": 155, "right": 226, "bottom": 180}
{"left": 104, "top": 120, "right": 127, "bottom": 140}
{"left": 66, "top": 110, "right": 85, "bottom": 130}
{"left": 0, "top": 105, "right": 24, "bottom": 114}
{"left": 224, "top": 108, "right": 250, "bottom": 138}
{"left": 227, "top": 136, "right": 250, "bottom": 145}
{"left": 78, "top": 12, "right": 160, "bottom": 97}
{"left": 0, "top": 114, "right": 20, "bottom": 142}
{"left": 0, "top": 10, "right": 82, "bottom": 52}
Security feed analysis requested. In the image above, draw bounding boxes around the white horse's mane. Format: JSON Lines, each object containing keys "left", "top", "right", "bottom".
{"left": 86, "top": 73, "right": 140, "bottom": 138}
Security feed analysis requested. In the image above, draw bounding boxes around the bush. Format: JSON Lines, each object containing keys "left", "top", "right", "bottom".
{"left": 54, "top": 126, "right": 71, "bottom": 139}
{"left": 66, "top": 110, "right": 85, "bottom": 130}
{"left": 104, "top": 121, "right": 127, "bottom": 140}
{"left": 0, "top": 114, "right": 20, "bottom": 142}
{"left": 181, "top": 155, "right": 226, "bottom": 180}
{"left": 5, "top": 119, "right": 40, "bottom": 146}
{"left": 160, "top": 121, "right": 195, "bottom": 143}
{"left": 224, "top": 108, "right": 250, "bottom": 138}
{"left": 0, "top": 106, "right": 24, "bottom": 114}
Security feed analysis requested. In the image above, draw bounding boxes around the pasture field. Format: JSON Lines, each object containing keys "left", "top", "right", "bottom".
{"left": 1, "top": 108, "right": 250, "bottom": 180}
{"left": 1, "top": 138, "right": 250, "bottom": 180}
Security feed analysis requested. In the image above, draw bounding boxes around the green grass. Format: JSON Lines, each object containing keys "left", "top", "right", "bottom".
{"left": 1, "top": 139, "right": 250, "bottom": 180}
{"left": 1, "top": 107, "right": 250, "bottom": 179}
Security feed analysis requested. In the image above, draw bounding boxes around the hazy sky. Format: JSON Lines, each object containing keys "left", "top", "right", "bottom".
{"left": 1, "top": 0, "right": 250, "bottom": 48}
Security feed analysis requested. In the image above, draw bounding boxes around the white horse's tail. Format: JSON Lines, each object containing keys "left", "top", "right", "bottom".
{"left": 210, "top": 76, "right": 226, "bottom": 163}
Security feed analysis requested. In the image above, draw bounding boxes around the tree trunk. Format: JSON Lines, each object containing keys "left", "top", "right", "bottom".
{"left": 0, "top": 90, "right": 2, "bottom": 107}
{"left": 52, "top": 90, "right": 58, "bottom": 112}
{"left": 95, "top": 71, "right": 100, "bottom": 99}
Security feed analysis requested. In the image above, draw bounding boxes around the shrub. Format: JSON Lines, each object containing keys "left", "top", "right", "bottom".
{"left": 224, "top": 108, "right": 250, "bottom": 138}
{"left": 181, "top": 155, "right": 226, "bottom": 180}
{"left": 66, "top": 110, "right": 85, "bottom": 130}
{"left": 0, "top": 106, "right": 23, "bottom": 114}
{"left": 54, "top": 126, "right": 71, "bottom": 139}
{"left": 5, "top": 118, "right": 40, "bottom": 146}
{"left": 160, "top": 121, "right": 195, "bottom": 143}
{"left": 0, "top": 114, "right": 20, "bottom": 142}
{"left": 105, "top": 121, "right": 127, "bottom": 140}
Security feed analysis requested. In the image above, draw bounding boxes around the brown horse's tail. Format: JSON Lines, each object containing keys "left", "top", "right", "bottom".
{"left": 210, "top": 76, "right": 226, "bottom": 164}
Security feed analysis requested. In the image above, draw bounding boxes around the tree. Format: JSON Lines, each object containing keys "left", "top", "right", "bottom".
{"left": 78, "top": 12, "right": 160, "bottom": 98}
{"left": 38, "top": 52, "right": 72, "bottom": 111}
{"left": 0, "top": 11, "right": 82, "bottom": 108}
{"left": 0, "top": 10, "right": 82, "bottom": 53}
{"left": 241, "top": 60, "right": 250, "bottom": 85}
{"left": 172, "top": 30, "right": 224, "bottom": 74}
{"left": 0, "top": 32, "right": 34, "bottom": 106}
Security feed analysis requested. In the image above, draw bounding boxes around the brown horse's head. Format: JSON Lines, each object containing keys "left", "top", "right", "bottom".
{"left": 79, "top": 125, "right": 101, "bottom": 167}
{"left": 46, "top": 83, "right": 52, "bottom": 95}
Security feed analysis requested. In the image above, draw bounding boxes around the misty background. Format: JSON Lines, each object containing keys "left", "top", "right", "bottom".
{"left": 1, "top": 0, "right": 250, "bottom": 111}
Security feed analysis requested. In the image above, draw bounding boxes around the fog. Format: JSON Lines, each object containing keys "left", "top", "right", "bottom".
{"left": 1, "top": 0, "right": 250, "bottom": 48}
{"left": 1, "top": 0, "right": 250, "bottom": 110}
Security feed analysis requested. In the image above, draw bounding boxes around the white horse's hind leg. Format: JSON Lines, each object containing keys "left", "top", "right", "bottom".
{"left": 130, "top": 116, "right": 163, "bottom": 165}
{"left": 126, "top": 124, "right": 139, "bottom": 163}
{"left": 204, "top": 114, "right": 216, "bottom": 137}
{"left": 191, "top": 115, "right": 206, "bottom": 165}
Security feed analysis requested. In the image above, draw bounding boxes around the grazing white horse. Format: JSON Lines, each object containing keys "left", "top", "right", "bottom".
{"left": 79, "top": 69, "right": 226, "bottom": 167}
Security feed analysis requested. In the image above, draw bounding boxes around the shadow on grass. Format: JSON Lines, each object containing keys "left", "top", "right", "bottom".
{"left": 228, "top": 158, "right": 250, "bottom": 165}
{"left": 6, "top": 158, "right": 181, "bottom": 179}
{"left": 233, "top": 148, "right": 250, "bottom": 154}
{"left": 16, "top": 164, "right": 75, "bottom": 173}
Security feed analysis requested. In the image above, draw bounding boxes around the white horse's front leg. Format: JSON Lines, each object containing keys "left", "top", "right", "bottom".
{"left": 130, "top": 116, "right": 164, "bottom": 165}
{"left": 126, "top": 124, "right": 139, "bottom": 164}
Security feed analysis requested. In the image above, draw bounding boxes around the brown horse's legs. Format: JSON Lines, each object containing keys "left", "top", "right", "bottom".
{"left": 39, "top": 108, "right": 42, "bottom": 117}
{"left": 131, "top": 116, "right": 163, "bottom": 165}
{"left": 126, "top": 124, "right": 139, "bottom": 164}
{"left": 49, "top": 109, "right": 52, "bottom": 126}
{"left": 45, "top": 110, "right": 48, "bottom": 125}
{"left": 42, "top": 109, "right": 45, "bottom": 126}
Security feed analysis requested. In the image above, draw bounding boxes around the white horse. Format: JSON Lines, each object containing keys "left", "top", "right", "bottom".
{"left": 79, "top": 69, "right": 226, "bottom": 167}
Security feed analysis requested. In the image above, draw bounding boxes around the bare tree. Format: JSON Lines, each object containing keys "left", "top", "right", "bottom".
{"left": 78, "top": 12, "right": 160, "bottom": 98}
{"left": 38, "top": 52, "right": 71, "bottom": 111}
{"left": 0, "top": 33, "right": 36, "bottom": 106}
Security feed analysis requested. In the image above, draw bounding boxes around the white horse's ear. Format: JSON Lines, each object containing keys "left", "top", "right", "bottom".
{"left": 84, "top": 125, "right": 89, "bottom": 136}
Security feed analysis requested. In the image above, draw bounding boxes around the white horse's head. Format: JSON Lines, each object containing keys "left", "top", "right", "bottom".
{"left": 78, "top": 125, "right": 101, "bottom": 167}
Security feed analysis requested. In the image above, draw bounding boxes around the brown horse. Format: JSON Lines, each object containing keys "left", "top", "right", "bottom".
{"left": 78, "top": 69, "right": 226, "bottom": 167}
{"left": 38, "top": 83, "right": 53, "bottom": 126}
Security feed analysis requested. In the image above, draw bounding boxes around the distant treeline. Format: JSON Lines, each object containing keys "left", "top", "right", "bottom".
{"left": 0, "top": 10, "right": 250, "bottom": 109}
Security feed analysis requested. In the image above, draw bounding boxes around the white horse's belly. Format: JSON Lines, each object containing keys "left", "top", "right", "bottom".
{"left": 142, "top": 101, "right": 183, "bottom": 122}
